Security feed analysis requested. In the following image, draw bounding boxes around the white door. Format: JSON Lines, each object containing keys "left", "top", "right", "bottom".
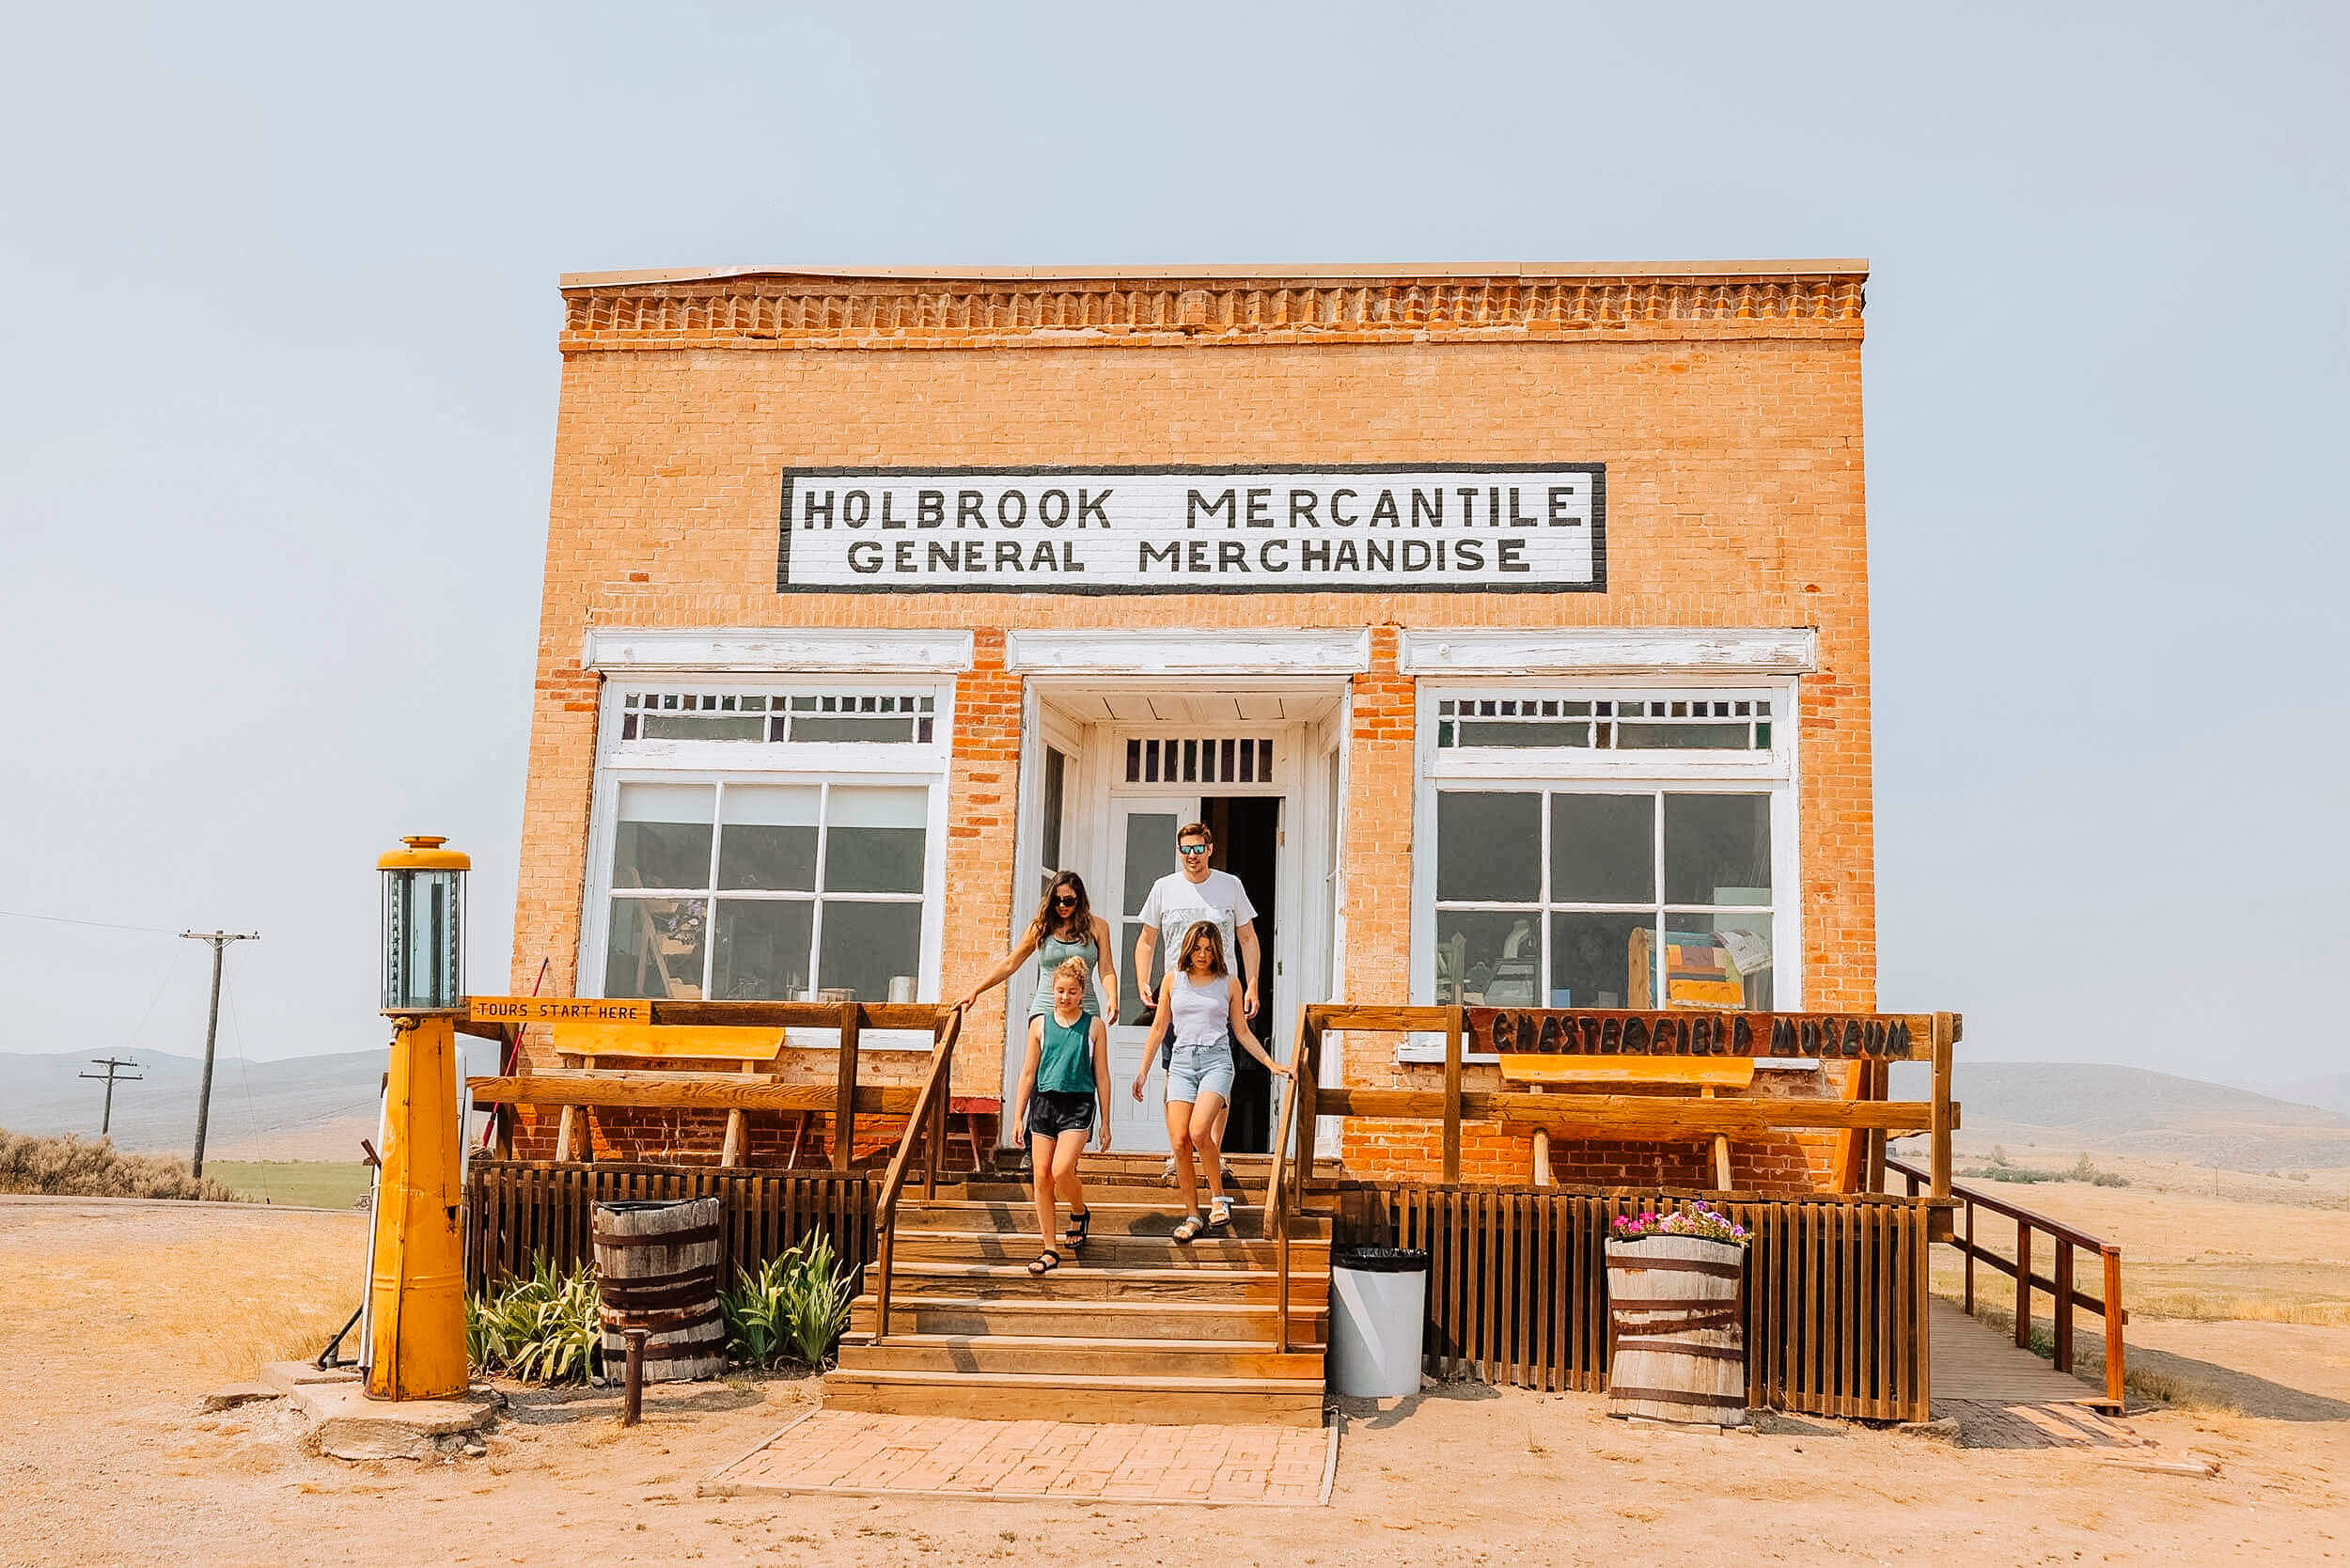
{"left": 1105, "top": 797, "right": 1198, "bottom": 1155}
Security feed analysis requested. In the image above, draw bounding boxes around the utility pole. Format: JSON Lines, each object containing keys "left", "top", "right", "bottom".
{"left": 181, "top": 930, "right": 258, "bottom": 1178}
{"left": 79, "top": 1057, "right": 144, "bottom": 1136}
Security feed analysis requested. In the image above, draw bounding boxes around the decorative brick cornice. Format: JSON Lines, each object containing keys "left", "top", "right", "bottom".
{"left": 557, "top": 263, "right": 1866, "bottom": 353}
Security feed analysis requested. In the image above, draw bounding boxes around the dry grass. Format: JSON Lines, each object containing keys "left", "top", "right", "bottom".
{"left": 0, "top": 1128, "right": 240, "bottom": 1201}
{"left": 0, "top": 1206, "right": 365, "bottom": 1387}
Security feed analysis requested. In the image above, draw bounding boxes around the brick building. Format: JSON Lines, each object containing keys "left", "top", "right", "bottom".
{"left": 511, "top": 261, "right": 1876, "bottom": 1193}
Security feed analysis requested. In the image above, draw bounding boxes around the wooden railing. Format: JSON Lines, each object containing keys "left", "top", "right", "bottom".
{"left": 462, "top": 1001, "right": 960, "bottom": 1168}
{"left": 1264, "top": 1017, "right": 1308, "bottom": 1355}
{"left": 1887, "top": 1153, "right": 2126, "bottom": 1409}
{"left": 1295, "top": 1004, "right": 1960, "bottom": 1197}
{"left": 867, "top": 1004, "right": 965, "bottom": 1345}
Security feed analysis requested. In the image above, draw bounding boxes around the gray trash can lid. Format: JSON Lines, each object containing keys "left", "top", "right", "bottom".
{"left": 1335, "top": 1246, "right": 1430, "bottom": 1274}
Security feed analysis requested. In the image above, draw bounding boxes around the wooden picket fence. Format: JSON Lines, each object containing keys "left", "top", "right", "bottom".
{"left": 463, "top": 1159, "right": 876, "bottom": 1294}
{"left": 1333, "top": 1182, "right": 1934, "bottom": 1421}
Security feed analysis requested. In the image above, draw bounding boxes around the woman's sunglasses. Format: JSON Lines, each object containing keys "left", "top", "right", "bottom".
{"left": 1054, "top": 893, "right": 1078, "bottom": 907}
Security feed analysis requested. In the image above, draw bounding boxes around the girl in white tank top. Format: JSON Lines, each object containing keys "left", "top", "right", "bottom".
{"left": 1132, "top": 920, "right": 1292, "bottom": 1242}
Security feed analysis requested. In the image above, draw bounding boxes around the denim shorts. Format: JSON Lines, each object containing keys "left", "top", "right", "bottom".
{"left": 1165, "top": 1040, "right": 1235, "bottom": 1105}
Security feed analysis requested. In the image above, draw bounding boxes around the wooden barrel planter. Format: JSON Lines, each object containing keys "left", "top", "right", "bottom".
{"left": 1604, "top": 1233, "right": 1748, "bottom": 1427}
{"left": 592, "top": 1197, "right": 727, "bottom": 1382}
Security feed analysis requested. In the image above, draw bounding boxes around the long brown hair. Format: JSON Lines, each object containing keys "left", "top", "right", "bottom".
{"left": 1175, "top": 920, "right": 1228, "bottom": 978}
{"left": 1026, "top": 870, "right": 1095, "bottom": 945}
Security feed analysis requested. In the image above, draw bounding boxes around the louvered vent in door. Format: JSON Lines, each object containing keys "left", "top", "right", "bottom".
{"left": 1123, "top": 736, "right": 1277, "bottom": 785}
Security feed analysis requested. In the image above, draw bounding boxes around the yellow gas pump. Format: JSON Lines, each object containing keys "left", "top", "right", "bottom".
{"left": 367, "top": 835, "right": 471, "bottom": 1400}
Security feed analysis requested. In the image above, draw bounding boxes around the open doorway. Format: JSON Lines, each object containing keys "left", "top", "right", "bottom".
{"left": 1202, "top": 796, "right": 1278, "bottom": 1153}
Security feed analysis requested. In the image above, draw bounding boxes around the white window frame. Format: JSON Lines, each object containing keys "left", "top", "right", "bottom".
{"left": 581, "top": 674, "right": 954, "bottom": 1052}
{"left": 1405, "top": 675, "right": 1803, "bottom": 1065}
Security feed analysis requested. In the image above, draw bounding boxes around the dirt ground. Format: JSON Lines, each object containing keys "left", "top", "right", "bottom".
{"left": 4, "top": 1195, "right": 2347, "bottom": 1567}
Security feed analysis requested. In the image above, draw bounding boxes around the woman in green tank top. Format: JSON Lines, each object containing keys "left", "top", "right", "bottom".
{"left": 958, "top": 870, "right": 1118, "bottom": 1021}
{"left": 1011, "top": 956, "right": 1111, "bottom": 1275}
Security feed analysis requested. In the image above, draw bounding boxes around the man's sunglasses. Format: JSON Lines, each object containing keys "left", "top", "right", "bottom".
{"left": 1177, "top": 844, "right": 1211, "bottom": 857}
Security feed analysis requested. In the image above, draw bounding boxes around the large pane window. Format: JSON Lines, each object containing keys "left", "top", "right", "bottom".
{"left": 605, "top": 780, "right": 929, "bottom": 1002}
{"left": 1434, "top": 789, "right": 1776, "bottom": 1011}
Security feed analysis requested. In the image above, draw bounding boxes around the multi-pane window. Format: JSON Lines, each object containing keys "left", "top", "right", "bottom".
{"left": 619, "top": 690, "right": 936, "bottom": 745}
{"left": 603, "top": 780, "right": 928, "bottom": 1004}
{"left": 1433, "top": 790, "right": 1774, "bottom": 1011}
{"left": 1434, "top": 693, "right": 1771, "bottom": 751}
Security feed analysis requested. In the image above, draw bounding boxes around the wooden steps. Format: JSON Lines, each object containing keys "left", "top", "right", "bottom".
{"left": 822, "top": 1368, "right": 1327, "bottom": 1429}
{"left": 835, "top": 1332, "right": 1325, "bottom": 1379}
{"left": 848, "top": 1294, "right": 1322, "bottom": 1342}
{"left": 828, "top": 1153, "right": 1334, "bottom": 1428}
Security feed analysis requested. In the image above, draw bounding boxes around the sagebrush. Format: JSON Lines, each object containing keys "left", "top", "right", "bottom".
{"left": 0, "top": 1128, "right": 240, "bottom": 1200}
{"left": 721, "top": 1235, "right": 854, "bottom": 1369}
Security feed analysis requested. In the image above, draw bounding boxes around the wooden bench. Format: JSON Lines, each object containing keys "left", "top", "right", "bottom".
{"left": 1498, "top": 1054, "right": 1757, "bottom": 1190}
{"left": 467, "top": 1018, "right": 1000, "bottom": 1169}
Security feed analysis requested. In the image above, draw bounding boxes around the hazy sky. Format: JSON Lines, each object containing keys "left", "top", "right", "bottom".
{"left": 4, "top": 4, "right": 2344, "bottom": 1087}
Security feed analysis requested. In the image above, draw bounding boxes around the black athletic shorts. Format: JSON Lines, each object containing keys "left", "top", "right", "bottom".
{"left": 1026, "top": 1090, "right": 1095, "bottom": 1139}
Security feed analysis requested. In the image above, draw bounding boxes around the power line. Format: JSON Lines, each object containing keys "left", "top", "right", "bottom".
{"left": 0, "top": 908, "right": 183, "bottom": 936}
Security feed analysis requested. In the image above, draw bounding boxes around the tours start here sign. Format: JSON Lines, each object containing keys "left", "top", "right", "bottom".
{"left": 775, "top": 464, "right": 1606, "bottom": 595}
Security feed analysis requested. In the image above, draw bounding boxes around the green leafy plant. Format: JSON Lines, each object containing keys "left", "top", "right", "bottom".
{"left": 721, "top": 1234, "right": 854, "bottom": 1369}
{"left": 467, "top": 1256, "right": 604, "bottom": 1384}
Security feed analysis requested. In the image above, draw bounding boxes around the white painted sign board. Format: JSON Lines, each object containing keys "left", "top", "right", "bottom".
{"left": 776, "top": 465, "right": 1606, "bottom": 594}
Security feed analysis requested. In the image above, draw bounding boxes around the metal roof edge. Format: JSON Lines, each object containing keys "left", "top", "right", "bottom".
{"left": 558, "top": 259, "right": 1872, "bottom": 291}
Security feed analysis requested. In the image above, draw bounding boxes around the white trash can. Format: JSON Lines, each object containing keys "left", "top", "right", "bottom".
{"left": 1328, "top": 1246, "right": 1430, "bottom": 1399}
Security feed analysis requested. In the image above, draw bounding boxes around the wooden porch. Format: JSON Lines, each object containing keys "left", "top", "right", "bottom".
{"left": 462, "top": 997, "right": 1972, "bottom": 1425}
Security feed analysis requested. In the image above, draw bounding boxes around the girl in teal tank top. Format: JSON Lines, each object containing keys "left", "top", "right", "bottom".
{"left": 958, "top": 870, "right": 1118, "bottom": 1022}
{"left": 1012, "top": 957, "right": 1111, "bottom": 1276}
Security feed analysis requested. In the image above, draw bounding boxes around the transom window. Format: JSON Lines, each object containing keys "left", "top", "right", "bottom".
{"left": 603, "top": 779, "right": 927, "bottom": 1004}
{"left": 1435, "top": 692, "right": 1772, "bottom": 751}
{"left": 1123, "top": 735, "right": 1275, "bottom": 784}
{"left": 619, "top": 689, "right": 936, "bottom": 745}
{"left": 1433, "top": 789, "right": 1775, "bottom": 1011}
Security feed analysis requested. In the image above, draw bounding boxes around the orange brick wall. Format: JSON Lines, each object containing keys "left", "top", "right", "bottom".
{"left": 512, "top": 270, "right": 1875, "bottom": 1192}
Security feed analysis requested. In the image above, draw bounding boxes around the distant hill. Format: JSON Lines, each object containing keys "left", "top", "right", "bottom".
{"left": 1893, "top": 1060, "right": 2350, "bottom": 1171}
{"left": 2264, "top": 1072, "right": 2350, "bottom": 1119}
{"left": 0, "top": 1042, "right": 504, "bottom": 1161}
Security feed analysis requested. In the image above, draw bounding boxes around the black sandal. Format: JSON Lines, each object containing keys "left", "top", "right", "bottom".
{"left": 1062, "top": 1208, "right": 1091, "bottom": 1251}
{"left": 1171, "top": 1214, "right": 1205, "bottom": 1244}
{"left": 1027, "top": 1248, "right": 1061, "bottom": 1276}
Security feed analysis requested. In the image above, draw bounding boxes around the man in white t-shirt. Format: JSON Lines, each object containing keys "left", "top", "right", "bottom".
{"left": 1134, "top": 821, "right": 1261, "bottom": 1178}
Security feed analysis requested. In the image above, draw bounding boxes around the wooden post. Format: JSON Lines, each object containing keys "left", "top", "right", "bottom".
{"left": 555, "top": 1105, "right": 577, "bottom": 1163}
{"left": 621, "top": 1327, "right": 648, "bottom": 1427}
{"left": 1531, "top": 1128, "right": 1551, "bottom": 1187}
{"left": 1864, "top": 1058, "right": 1888, "bottom": 1194}
{"left": 2102, "top": 1247, "right": 2126, "bottom": 1410}
{"left": 1441, "top": 1007, "right": 1464, "bottom": 1184}
{"left": 1299, "top": 1011, "right": 1322, "bottom": 1186}
{"left": 1962, "top": 1199, "right": 1976, "bottom": 1312}
{"left": 2053, "top": 1239, "right": 2075, "bottom": 1373}
{"left": 925, "top": 1032, "right": 951, "bottom": 1200}
{"left": 832, "top": 1003, "right": 861, "bottom": 1172}
{"left": 2014, "top": 1216, "right": 2033, "bottom": 1349}
{"left": 1929, "top": 1011, "right": 1954, "bottom": 1200}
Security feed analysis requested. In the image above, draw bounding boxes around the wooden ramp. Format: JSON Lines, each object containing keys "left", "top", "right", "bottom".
{"left": 1928, "top": 1297, "right": 2150, "bottom": 1452}
{"left": 828, "top": 1153, "right": 1332, "bottom": 1430}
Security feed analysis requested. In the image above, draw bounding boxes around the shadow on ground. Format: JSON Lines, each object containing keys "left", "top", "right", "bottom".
{"left": 2128, "top": 1342, "right": 2350, "bottom": 1422}
{"left": 500, "top": 1372, "right": 804, "bottom": 1426}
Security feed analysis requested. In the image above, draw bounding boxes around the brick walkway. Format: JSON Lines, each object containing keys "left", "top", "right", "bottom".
{"left": 701, "top": 1412, "right": 1335, "bottom": 1505}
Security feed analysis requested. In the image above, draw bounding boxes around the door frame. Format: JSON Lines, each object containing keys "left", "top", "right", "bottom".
{"left": 1001, "top": 700, "right": 1321, "bottom": 1144}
